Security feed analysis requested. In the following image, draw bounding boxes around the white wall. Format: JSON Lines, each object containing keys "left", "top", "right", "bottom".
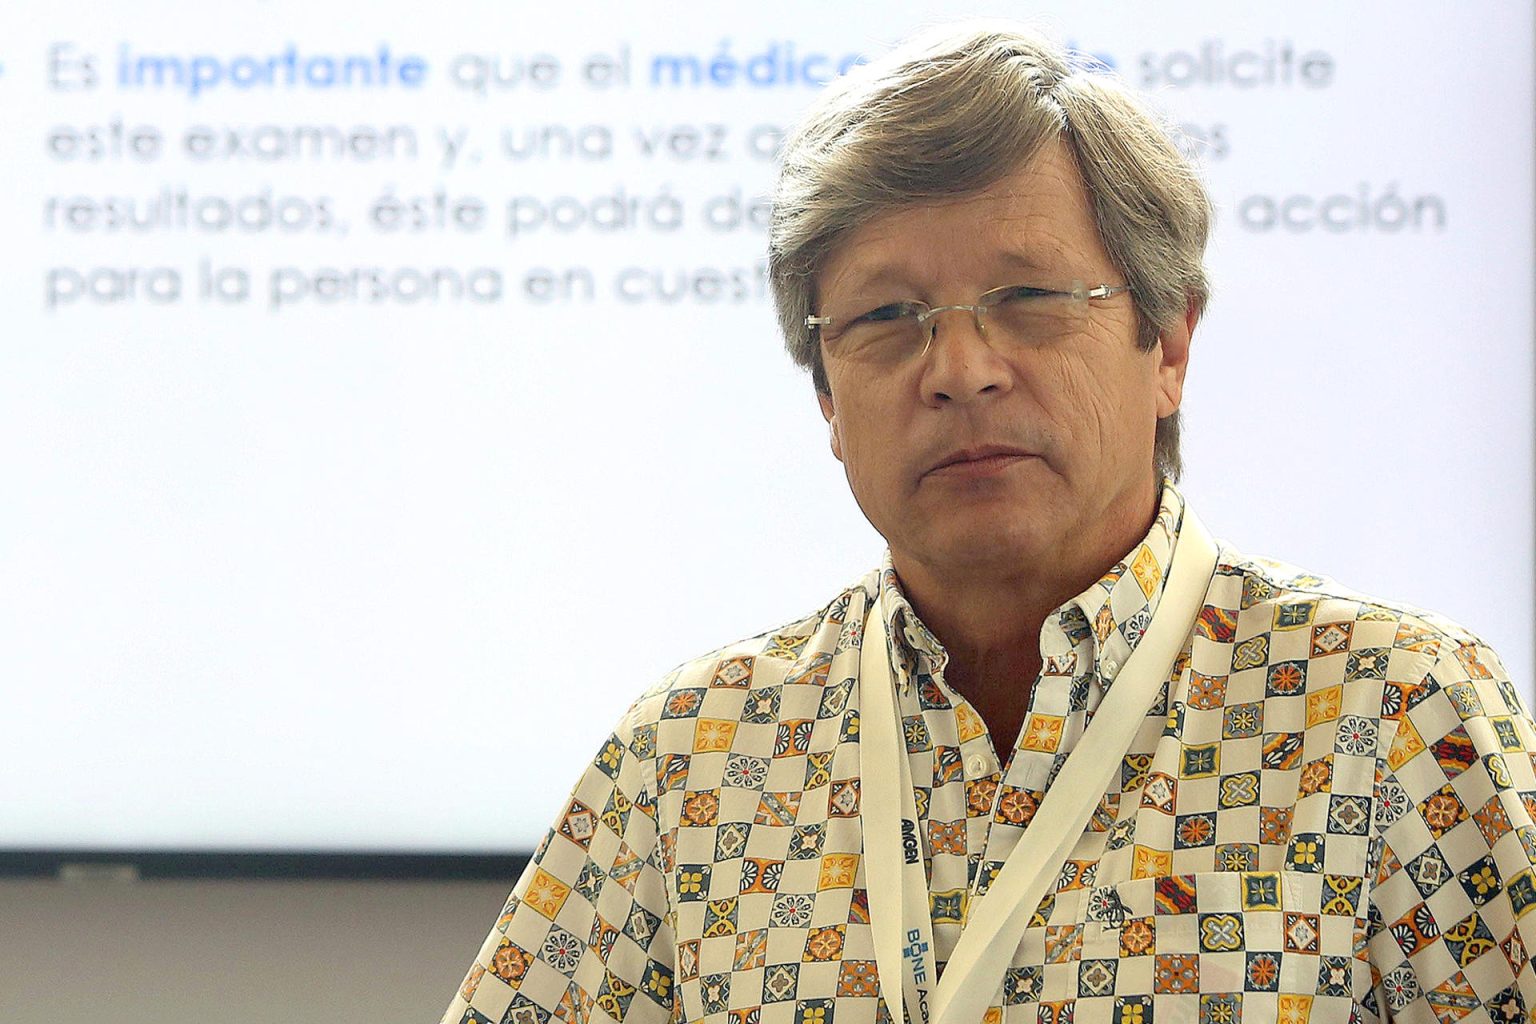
{"left": 0, "top": 878, "right": 508, "bottom": 1024}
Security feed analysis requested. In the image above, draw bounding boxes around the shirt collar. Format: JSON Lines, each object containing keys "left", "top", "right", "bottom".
{"left": 877, "top": 560, "right": 949, "bottom": 684}
{"left": 1065, "top": 481, "right": 1184, "bottom": 685}
{"left": 873, "top": 481, "right": 1187, "bottom": 689}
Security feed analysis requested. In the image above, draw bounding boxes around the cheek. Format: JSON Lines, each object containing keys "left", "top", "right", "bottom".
{"left": 1034, "top": 349, "right": 1158, "bottom": 457}
{"left": 840, "top": 422, "right": 891, "bottom": 496}
{"left": 827, "top": 379, "right": 905, "bottom": 485}
{"left": 1031, "top": 354, "right": 1114, "bottom": 446}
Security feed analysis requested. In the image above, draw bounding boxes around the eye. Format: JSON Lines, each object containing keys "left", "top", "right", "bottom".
{"left": 990, "top": 285, "right": 1055, "bottom": 304}
{"left": 852, "top": 301, "right": 922, "bottom": 323}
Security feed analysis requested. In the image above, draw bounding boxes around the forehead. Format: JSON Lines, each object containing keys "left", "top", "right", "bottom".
{"left": 817, "top": 139, "right": 1110, "bottom": 299}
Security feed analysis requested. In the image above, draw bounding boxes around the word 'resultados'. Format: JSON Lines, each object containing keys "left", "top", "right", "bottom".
{"left": 45, "top": 189, "right": 337, "bottom": 233}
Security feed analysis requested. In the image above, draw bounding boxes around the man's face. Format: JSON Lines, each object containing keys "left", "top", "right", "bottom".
{"left": 815, "top": 139, "right": 1191, "bottom": 589}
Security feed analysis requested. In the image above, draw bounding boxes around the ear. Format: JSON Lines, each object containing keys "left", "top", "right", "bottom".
{"left": 1153, "top": 300, "right": 1199, "bottom": 418}
{"left": 817, "top": 390, "right": 844, "bottom": 462}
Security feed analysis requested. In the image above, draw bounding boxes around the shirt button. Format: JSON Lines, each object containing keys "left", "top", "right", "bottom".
{"left": 967, "top": 754, "right": 990, "bottom": 776}
{"left": 1103, "top": 657, "right": 1120, "bottom": 677}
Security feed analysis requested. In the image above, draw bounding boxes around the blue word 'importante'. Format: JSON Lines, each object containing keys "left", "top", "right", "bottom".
{"left": 116, "top": 44, "right": 427, "bottom": 98}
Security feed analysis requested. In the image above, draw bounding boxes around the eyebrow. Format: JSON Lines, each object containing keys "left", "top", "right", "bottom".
{"left": 823, "top": 268, "right": 916, "bottom": 300}
{"left": 995, "top": 249, "right": 1064, "bottom": 277}
{"left": 825, "top": 250, "right": 1065, "bottom": 302}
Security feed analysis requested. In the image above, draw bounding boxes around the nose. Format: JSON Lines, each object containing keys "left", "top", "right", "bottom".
{"left": 917, "top": 306, "right": 1013, "bottom": 406}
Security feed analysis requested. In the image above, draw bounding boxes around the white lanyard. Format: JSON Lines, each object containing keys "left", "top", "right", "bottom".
{"left": 861, "top": 511, "right": 1219, "bottom": 1024}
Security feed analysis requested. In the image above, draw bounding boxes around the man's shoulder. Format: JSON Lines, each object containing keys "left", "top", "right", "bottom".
{"left": 1212, "top": 541, "right": 1505, "bottom": 689}
{"left": 617, "top": 568, "right": 878, "bottom": 737}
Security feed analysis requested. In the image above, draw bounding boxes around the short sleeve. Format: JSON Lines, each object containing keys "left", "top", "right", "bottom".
{"left": 1367, "top": 637, "right": 1536, "bottom": 1021}
{"left": 440, "top": 714, "right": 674, "bottom": 1024}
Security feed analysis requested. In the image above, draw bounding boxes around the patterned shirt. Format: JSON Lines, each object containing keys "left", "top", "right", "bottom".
{"left": 443, "top": 485, "right": 1536, "bottom": 1024}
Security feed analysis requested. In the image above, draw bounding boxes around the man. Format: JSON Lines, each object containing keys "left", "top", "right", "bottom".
{"left": 443, "top": 23, "right": 1535, "bottom": 1024}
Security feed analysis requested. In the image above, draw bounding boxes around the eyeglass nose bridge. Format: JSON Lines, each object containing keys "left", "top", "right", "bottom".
{"left": 913, "top": 301, "right": 989, "bottom": 354}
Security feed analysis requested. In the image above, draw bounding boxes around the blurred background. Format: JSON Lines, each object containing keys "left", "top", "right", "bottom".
{"left": 0, "top": 2, "right": 1531, "bottom": 1021}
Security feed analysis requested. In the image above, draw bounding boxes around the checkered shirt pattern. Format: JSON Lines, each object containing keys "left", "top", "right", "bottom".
{"left": 442, "top": 485, "right": 1536, "bottom": 1024}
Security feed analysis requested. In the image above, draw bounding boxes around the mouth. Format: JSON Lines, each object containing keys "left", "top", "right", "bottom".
{"left": 925, "top": 445, "right": 1036, "bottom": 478}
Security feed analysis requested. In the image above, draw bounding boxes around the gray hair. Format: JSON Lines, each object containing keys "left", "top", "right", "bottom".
{"left": 768, "top": 21, "right": 1212, "bottom": 481}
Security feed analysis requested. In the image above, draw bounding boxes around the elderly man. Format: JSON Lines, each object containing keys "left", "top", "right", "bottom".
{"left": 442, "top": 24, "right": 1535, "bottom": 1024}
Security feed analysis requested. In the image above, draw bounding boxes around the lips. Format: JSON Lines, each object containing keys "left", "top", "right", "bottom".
{"left": 925, "top": 444, "right": 1036, "bottom": 477}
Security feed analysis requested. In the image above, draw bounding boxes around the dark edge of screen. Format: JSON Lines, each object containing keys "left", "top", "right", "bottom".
{"left": 0, "top": 850, "right": 531, "bottom": 882}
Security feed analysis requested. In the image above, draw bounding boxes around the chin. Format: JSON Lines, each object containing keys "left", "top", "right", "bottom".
{"left": 922, "top": 521, "right": 1053, "bottom": 574}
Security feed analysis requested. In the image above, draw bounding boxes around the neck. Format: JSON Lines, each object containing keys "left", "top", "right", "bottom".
{"left": 893, "top": 559, "right": 1071, "bottom": 709}
{"left": 892, "top": 486, "right": 1162, "bottom": 746}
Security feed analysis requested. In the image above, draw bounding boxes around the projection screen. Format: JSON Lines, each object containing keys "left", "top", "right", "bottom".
{"left": 0, "top": 0, "right": 1531, "bottom": 860}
